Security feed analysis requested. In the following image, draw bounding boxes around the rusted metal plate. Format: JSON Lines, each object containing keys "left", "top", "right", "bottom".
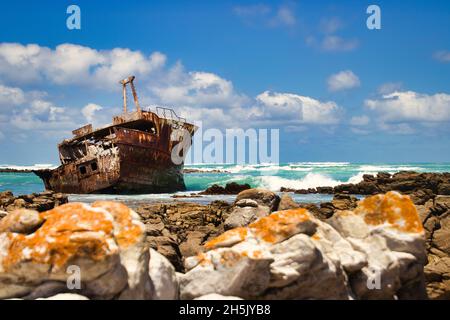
{"left": 72, "top": 124, "right": 93, "bottom": 137}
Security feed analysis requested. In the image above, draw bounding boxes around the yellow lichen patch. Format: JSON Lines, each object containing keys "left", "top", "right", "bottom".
{"left": 311, "top": 233, "right": 321, "bottom": 240}
{"left": 91, "top": 201, "right": 142, "bottom": 248}
{"left": 249, "top": 208, "right": 310, "bottom": 243}
{"left": 204, "top": 227, "right": 248, "bottom": 250}
{"left": 2, "top": 202, "right": 122, "bottom": 271}
{"left": 355, "top": 191, "right": 424, "bottom": 233}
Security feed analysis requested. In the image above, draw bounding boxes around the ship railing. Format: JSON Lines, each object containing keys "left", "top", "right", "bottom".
{"left": 145, "top": 106, "right": 187, "bottom": 124}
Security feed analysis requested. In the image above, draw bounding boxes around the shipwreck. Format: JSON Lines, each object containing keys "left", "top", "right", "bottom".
{"left": 34, "top": 76, "right": 196, "bottom": 194}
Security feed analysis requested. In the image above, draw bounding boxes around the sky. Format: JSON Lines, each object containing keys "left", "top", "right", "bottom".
{"left": 0, "top": 0, "right": 449, "bottom": 164}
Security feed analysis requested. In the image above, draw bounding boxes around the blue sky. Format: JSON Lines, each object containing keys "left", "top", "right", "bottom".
{"left": 0, "top": 0, "right": 449, "bottom": 164}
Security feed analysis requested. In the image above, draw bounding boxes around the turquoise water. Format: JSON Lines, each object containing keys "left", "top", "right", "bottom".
{"left": 1, "top": 162, "right": 449, "bottom": 204}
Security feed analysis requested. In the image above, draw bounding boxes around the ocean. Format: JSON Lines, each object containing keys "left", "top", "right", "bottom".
{"left": 1, "top": 162, "right": 449, "bottom": 205}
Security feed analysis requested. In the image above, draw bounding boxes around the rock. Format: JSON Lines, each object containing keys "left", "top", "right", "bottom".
{"left": 438, "top": 183, "right": 450, "bottom": 195}
{"left": 424, "top": 256, "right": 450, "bottom": 300}
{"left": 235, "top": 188, "right": 280, "bottom": 211}
{"left": 0, "top": 209, "right": 44, "bottom": 233}
{"left": 315, "top": 187, "right": 334, "bottom": 194}
{"left": 195, "top": 293, "right": 243, "bottom": 300}
{"left": 328, "top": 191, "right": 427, "bottom": 299}
{"left": 235, "top": 199, "right": 258, "bottom": 208}
{"left": 0, "top": 190, "right": 68, "bottom": 213}
{"left": 37, "top": 293, "right": 90, "bottom": 300}
{"left": 0, "top": 201, "right": 152, "bottom": 300}
{"left": 149, "top": 248, "right": 179, "bottom": 300}
{"left": 277, "top": 194, "right": 300, "bottom": 210}
{"left": 0, "top": 210, "right": 7, "bottom": 220}
{"left": 224, "top": 205, "right": 270, "bottom": 230}
{"left": 200, "top": 182, "right": 251, "bottom": 195}
{"left": 331, "top": 194, "right": 358, "bottom": 211}
{"left": 179, "top": 231, "right": 207, "bottom": 257}
{"left": 180, "top": 192, "right": 427, "bottom": 300}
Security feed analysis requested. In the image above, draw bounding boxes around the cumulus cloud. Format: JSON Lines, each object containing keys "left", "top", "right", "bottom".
{"left": 365, "top": 91, "right": 450, "bottom": 123}
{"left": 10, "top": 99, "right": 74, "bottom": 131}
{"left": 150, "top": 62, "right": 248, "bottom": 109}
{"left": 327, "top": 70, "right": 360, "bottom": 92}
{"left": 0, "top": 43, "right": 166, "bottom": 89}
{"left": 433, "top": 50, "right": 450, "bottom": 63}
{"left": 0, "top": 84, "right": 26, "bottom": 107}
{"left": 82, "top": 103, "right": 103, "bottom": 123}
{"left": 255, "top": 91, "right": 342, "bottom": 125}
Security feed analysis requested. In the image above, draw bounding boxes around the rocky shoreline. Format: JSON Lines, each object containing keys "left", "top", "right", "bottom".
{"left": 0, "top": 171, "right": 448, "bottom": 300}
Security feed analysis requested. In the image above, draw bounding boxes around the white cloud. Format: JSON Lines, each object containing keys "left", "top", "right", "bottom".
{"left": 321, "top": 36, "right": 358, "bottom": 52}
{"left": 365, "top": 91, "right": 450, "bottom": 122}
{"left": 0, "top": 43, "right": 166, "bottom": 89}
{"left": 150, "top": 63, "right": 248, "bottom": 109}
{"left": 11, "top": 99, "right": 75, "bottom": 132}
{"left": 327, "top": 70, "right": 360, "bottom": 92}
{"left": 0, "top": 85, "right": 26, "bottom": 107}
{"left": 255, "top": 91, "right": 342, "bottom": 125}
{"left": 433, "top": 50, "right": 450, "bottom": 63}
{"left": 350, "top": 115, "right": 370, "bottom": 126}
{"left": 82, "top": 103, "right": 103, "bottom": 123}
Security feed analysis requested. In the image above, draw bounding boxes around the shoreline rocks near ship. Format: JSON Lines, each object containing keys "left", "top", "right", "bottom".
{"left": 0, "top": 171, "right": 448, "bottom": 300}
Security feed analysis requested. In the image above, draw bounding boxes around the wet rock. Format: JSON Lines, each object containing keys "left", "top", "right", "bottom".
{"left": 0, "top": 201, "right": 152, "bottom": 300}
{"left": 180, "top": 192, "right": 427, "bottom": 300}
{"left": 200, "top": 182, "right": 251, "bottom": 195}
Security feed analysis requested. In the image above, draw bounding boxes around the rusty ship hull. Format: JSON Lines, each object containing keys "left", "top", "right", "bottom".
{"left": 34, "top": 76, "right": 196, "bottom": 194}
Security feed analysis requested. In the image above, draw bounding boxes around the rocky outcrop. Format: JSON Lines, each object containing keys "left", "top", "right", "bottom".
{"left": 286, "top": 172, "right": 450, "bottom": 197}
{"left": 136, "top": 201, "right": 232, "bottom": 271}
{"left": 199, "top": 182, "right": 251, "bottom": 195}
{"left": 0, "top": 201, "right": 154, "bottom": 300}
{"left": 224, "top": 189, "right": 280, "bottom": 230}
{"left": 416, "top": 195, "right": 450, "bottom": 299}
{"left": 0, "top": 190, "right": 68, "bottom": 214}
{"left": 179, "top": 192, "right": 427, "bottom": 300}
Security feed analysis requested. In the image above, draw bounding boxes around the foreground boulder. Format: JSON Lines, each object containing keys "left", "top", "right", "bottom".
{"left": 224, "top": 189, "right": 280, "bottom": 230}
{"left": 0, "top": 201, "right": 153, "bottom": 300}
{"left": 179, "top": 191, "right": 427, "bottom": 300}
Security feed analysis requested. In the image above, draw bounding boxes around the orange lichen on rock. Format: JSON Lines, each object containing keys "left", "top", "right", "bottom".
{"left": 91, "top": 201, "right": 143, "bottom": 248}
{"left": 249, "top": 208, "right": 311, "bottom": 243}
{"left": 2, "top": 201, "right": 142, "bottom": 272}
{"left": 204, "top": 227, "right": 248, "bottom": 250}
{"left": 354, "top": 191, "right": 424, "bottom": 234}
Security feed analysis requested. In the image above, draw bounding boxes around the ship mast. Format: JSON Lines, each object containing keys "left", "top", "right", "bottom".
{"left": 119, "top": 75, "right": 141, "bottom": 113}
